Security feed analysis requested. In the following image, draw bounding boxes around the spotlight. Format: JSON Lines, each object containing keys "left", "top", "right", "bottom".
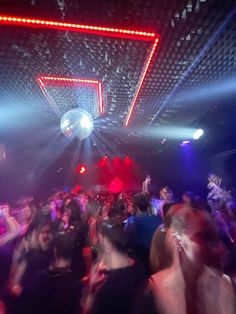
{"left": 124, "top": 155, "right": 133, "bottom": 166}
{"left": 77, "top": 164, "right": 87, "bottom": 174}
{"left": 180, "top": 140, "right": 190, "bottom": 147}
{"left": 60, "top": 109, "right": 94, "bottom": 140}
{"left": 193, "top": 129, "right": 204, "bottom": 140}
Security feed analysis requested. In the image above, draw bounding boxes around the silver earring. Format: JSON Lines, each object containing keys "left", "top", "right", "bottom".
{"left": 177, "top": 239, "right": 182, "bottom": 252}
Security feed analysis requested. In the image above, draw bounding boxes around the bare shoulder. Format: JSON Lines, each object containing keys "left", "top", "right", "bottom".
{"left": 150, "top": 267, "right": 177, "bottom": 288}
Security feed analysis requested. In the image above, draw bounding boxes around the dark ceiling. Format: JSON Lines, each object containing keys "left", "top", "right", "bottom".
{"left": 0, "top": 0, "right": 236, "bottom": 199}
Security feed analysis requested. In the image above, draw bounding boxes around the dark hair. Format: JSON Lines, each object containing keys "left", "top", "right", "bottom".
{"left": 160, "top": 186, "right": 172, "bottom": 193}
{"left": 53, "top": 233, "right": 75, "bottom": 260}
{"left": 182, "top": 191, "right": 194, "bottom": 200}
{"left": 109, "top": 200, "right": 126, "bottom": 218}
{"left": 162, "top": 203, "right": 174, "bottom": 218}
{"left": 28, "top": 214, "right": 53, "bottom": 236}
{"left": 100, "top": 218, "right": 129, "bottom": 253}
{"left": 133, "top": 193, "right": 150, "bottom": 213}
{"left": 66, "top": 200, "right": 81, "bottom": 223}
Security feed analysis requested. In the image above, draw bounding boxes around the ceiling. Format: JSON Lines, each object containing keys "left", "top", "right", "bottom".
{"left": 0, "top": 0, "right": 236, "bottom": 155}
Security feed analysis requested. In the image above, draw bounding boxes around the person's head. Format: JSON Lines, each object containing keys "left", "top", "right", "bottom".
{"left": 41, "top": 205, "right": 51, "bottom": 215}
{"left": 133, "top": 193, "right": 150, "bottom": 214}
{"left": 53, "top": 233, "right": 74, "bottom": 262}
{"left": 65, "top": 199, "right": 81, "bottom": 223}
{"left": 145, "top": 175, "right": 151, "bottom": 184}
{"left": 166, "top": 204, "right": 225, "bottom": 270}
{"left": 160, "top": 187, "right": 173, "bottom": 202}
{"left": 110, "top": 200, "right": 126, "bottom": 218}
{"left": 62, "top": 210, "right": 70, "bottom": 226}
{"left": 36, "top": 221, "right": 53, "bottom": 251}
{"left": 22, "top": 205, "right": 32, "bottom": 220}
{"left": 55, "top": 207, "right": 62, "bottom": 219}
{"left": 182, "top": 191, "right": 194, "bottom": 204}
{"left": 22, "top": 203, "right": 36, "bottom": 223}
{"left": 99, "top": 219, "right": 129, "bottom": 255}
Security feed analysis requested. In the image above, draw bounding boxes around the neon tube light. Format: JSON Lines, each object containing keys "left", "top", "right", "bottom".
{"left": 0, "top": 16, "right": 155, "bottom": 41}
{"left": 0, "top": 15, "right": 159, "bottom": 126}
{"left": 125, "top": 38, "right": 159, "bottom": 126}
{"left": 37, "top": 76, "right": 104, "bottom": 115}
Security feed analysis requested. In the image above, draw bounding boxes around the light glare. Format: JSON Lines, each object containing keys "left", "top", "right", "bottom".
{"left": 193, "top": 129, "right": 204, "bottom": 140}
{"left": 80, "top": 116, "right": 92, "bottom": 129}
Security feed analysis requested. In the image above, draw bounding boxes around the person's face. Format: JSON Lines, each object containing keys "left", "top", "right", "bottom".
{"left": 180, "top": 213, "right": 223, "bottom": 269}
{"left": 62, "top": 212, "right": 69, "bottom": 224}
{"left": 38, "top": 224, "right": 53, "bottom": 251}
{"left": 161, "top": 189, "right": 172, "bottom": 201}
{"left": 182, "top": 194, "right": 190, "bottom": 204}
{"left": 22, "top": 206, "right": 31, "bottom": 219}
{"left": 56, "top": 209, "right": 62, "bottom": 219}
{"left": 146, "top": 178, "right": 151, "bottom": 184}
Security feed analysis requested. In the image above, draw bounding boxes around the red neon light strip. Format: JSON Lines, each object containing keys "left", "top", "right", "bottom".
{"left": 37, "top": 76, "right": 104, "bottom": 115}
{"left": 40, "top": 76, "right": 99, "bottom": 84}
{"left": 37, "top": 78, "right": 62, "bottom": 115}
{"left": 124, "top": 38, "right": 159, "bottom": 127}
{"left": 0, "top": 15, "right": 159, "bottom": 126}
{"left": 0, "top": 16, "right": 155, "bottom": 41}
{"left": 98, "top": 82, "right": 104, "bottom": 114}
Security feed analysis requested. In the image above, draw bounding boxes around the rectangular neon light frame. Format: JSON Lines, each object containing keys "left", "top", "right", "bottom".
{"left": 0, "top": 15, "right": 159, "bottom": 126}
{"left": 37, "top": 76, "right": 104, "bottom": 115}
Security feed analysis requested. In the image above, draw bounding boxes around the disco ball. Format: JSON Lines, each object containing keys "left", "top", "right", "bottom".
{"left": 60, "top": 109, "right": 94, "bottom": 140}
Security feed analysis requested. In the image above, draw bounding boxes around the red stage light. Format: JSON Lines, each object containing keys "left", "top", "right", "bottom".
{"left": 37, "top": 76, "right": 104, "bottom": 115}
{"left": 99, "top": 156, "right": 109, "bottom": 167}
{"left": 124, "top": 156, "right": 133, "bottom": 166}
{"left": 109, "top": 177, "right": 124, "bottom": 193}
{"left": 112, "top": 156, "right": 121, "bottom": 167}
{"left": 0, "top": 15, "right": 159, "bottom": 126}
{"left": 72, "top": 185, "right": 81, "bottom": 193}
{"left": 77, "top": 165, "right": 87, "bottom": 174}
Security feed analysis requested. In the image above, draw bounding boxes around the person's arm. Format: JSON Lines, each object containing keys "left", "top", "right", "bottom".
{"left": 0, "top": 210, "right": 25, "bottom": 247}
{"left": 81, "top": 261, "right": 109, "bottom": 314}
{"left": 142, "top": 181, "right": 149, "bottom": 194}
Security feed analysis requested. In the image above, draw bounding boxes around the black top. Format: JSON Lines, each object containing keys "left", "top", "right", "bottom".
{"left": 19, "top": 267, "right": 81, "bottom": 314}
{"left": 90, "top": 262, "right": 147, "bottom": 314}
{"left": 21, "top": 248, "right": 53, "bottom": 286}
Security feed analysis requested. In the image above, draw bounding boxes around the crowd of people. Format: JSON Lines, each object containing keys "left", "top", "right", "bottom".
{"left": 0, "top": 176, "right": 236, "bottom": 314}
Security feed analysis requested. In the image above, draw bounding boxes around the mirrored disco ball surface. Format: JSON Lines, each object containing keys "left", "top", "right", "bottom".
{"left": 60, "top": 108, "right": 94, "bottom": 140}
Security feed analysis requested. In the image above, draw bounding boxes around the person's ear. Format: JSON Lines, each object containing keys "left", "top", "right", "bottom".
{"left": 172, "top": 232, "right": 183, "bottom": 252}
